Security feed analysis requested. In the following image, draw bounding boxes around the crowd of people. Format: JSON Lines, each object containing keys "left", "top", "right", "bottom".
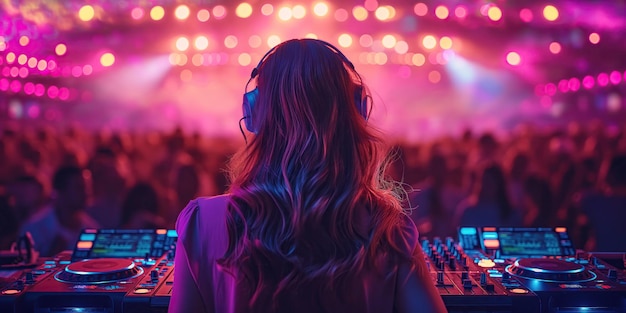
{"left": 1, "top": 120, "right": 625, "bottom": 256}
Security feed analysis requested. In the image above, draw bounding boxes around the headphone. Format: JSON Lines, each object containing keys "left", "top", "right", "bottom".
{"left": 242, "top": 39, "right": 368, "bottom": 133}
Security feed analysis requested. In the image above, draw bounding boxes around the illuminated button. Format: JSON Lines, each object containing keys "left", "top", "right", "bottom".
{"left": 478, "top": 259, "right": 496, "bottom": 268}
{"left": 134, "top": 288, "right": 151, "bottom": 294}
{"left": 460, "top": 227, "right": 477, "bottom": 235}
{"left": 156, "top": 229, "right": 167, "bottom": 235}
{"left": 510, "top": 288, "right": 528, "bottom": 294}
{"left": 59, "top": 260, "right": 71, "bottom": 265}
{"left": 2, "top": 289, "right": 20, "bottom": 295}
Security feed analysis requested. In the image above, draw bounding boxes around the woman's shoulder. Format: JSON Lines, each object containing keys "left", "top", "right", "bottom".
{"left": 176, "top": 194, "right": 230, "bottom": 238}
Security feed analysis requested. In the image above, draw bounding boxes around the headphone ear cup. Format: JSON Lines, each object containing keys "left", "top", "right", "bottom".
{"left": 242, "top": 88, "right": 259, "bottom": 133}
{"left": 354, "top": 86, "right": 367, "bottom": 120}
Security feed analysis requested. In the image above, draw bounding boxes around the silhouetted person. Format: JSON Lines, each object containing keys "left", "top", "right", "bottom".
{"left": 19, "top": 166, "right": 99, "bottom": 256}
{"left": 120, "top": 182, "right": 165, "bottom": 229}
{"left": 580, "top": 154, "right": 626, "bottom": 252}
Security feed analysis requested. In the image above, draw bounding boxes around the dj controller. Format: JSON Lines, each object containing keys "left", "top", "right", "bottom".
{"left": 425, "top": 226, "right": 626, "bottom": 312}
{"left": 0, "top": 229, "right": 177, "bottom": 313}
{"left": 1, "top": 226, "right": 625, "bottom": 312}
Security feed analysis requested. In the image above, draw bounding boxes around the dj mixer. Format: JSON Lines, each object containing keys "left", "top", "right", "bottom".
{"left": 1, "top": 226, "right": 625, "bottom": 312}
{"left": 0, "top": 229, "right": 177, "bottom": 313}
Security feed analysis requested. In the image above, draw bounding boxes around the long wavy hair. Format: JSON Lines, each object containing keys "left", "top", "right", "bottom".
{"left": 219, "top": 39, "right": 407, "bottom": 311}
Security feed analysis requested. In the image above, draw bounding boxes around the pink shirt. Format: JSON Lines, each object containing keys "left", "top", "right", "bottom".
{"left": 170, "top": 195, "right": 446, "bottom": 313}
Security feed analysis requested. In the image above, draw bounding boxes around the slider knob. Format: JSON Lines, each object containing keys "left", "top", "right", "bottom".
{"left": 463, "top": 279, "right": 473, "bottom": 289}
{"left": 607, "top": 269, "right": 618, "bottom": 280}
{"left": 150, "top": 270, "right": 159, "bottom": 282}
{"left": 502, "top": 272, "right": 511, "bottom": 282}
{"left": 480, "top": 272, "right": 487, "bottom": 285}
{"left": 25, "top": 272, "right": 35, "bottom": 284}
{"left": 461, "top": 271, "right": 469, "bottom": 280}
{"left": 448, "top": 258, "right": 456, "bottom": 270}
{"left": 436, "top": 272, "right": 444, "bottom": 284}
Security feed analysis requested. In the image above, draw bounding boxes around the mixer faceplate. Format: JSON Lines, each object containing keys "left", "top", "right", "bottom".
{"left": 54, "top": 258, "right": 144, "bottom": 284}
{"left": 505, "top": 258, "right": 596, "bottom": 283}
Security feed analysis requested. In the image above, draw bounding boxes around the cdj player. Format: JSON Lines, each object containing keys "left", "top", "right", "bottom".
{"left": 455, "top": 226, "right": 626, "bottom": 312}
{"left": 0, "top": 228, "right": 177, "bottom": 313}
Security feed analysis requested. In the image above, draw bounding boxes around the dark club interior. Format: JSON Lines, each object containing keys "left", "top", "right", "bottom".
{"left": 1, "top": 1, "right": 626, "bottom": 312}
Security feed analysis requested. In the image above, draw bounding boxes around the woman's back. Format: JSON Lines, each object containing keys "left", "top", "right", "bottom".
{"left": 172, "top": 195, "right": 444, "bottom": 313}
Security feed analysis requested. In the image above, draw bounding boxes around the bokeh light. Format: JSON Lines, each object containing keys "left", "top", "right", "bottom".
{"left": 610, "top": 70, "right": 622, "bottom": 84}
{"left": 422, "top": 35, "right": 437, "bottom": 49}
{"left": 439, "top": 36, "right": 453, "bottom": 49}
{"left": 543, "top": 5, "right": 559, "bottom": 21}
{"left": 278, "top": 7, "right": 293, "bottom": 20}
{"left": 549, "top": 42, "right": 561, "bottom": 54}
{"left": 261, "top": 4, "right": 274, "bottom": 16}
{"left": 338, "top": 33, "right": 353, "bottom": 47}
{"left": 292, "top": 5, "right": 306, "bottom": 19}
{"left": 360, "top": 34, "right": 373, "bottom": 47}
{"left": 428, "top": 70, "right": 441, "bottom": 83}
{"left": 520, "top": 8, "right": 533, "bottom": 22}
{"left": 37, "top": 59, "right": 47, "bottom": 71}
{"left": 6, "top": 52, "right": 15, "bottom": 64}
{"left": 313, "top": 3, "right": 329, "bottom": 16}
{"left": 394, "top": 41, "right": 409, "bottom": 54}
{"left": 414, "top": 3, "right": 428, "bottom": 16}
{"left": 19, "top": 36, "right": 29, "bottom": 46}
{"left": 412, "top": 53, "right": 426, "bottom": 66}
{"left": 224, "top": 35, "right": 238, "bottom": 49}
{"left": 175, "top": 5, "right": 190, "bottom": 20}
{"left": 100, "top": 53, "right": 115, "bottom": 67}
{"left": 375, "top": 6, "right": 391, "bottom": 20}
{"left": 180, "top": 69, "right": 192, "bottom": 82}
{"left": 197, "top": 9, "right": 210, "bottom": 22}
{"left": 335, "top": 9, "right": 348, "bottom": 22}
{"left": 131, "top": 7, "right": 144, "bottom": 20}
{"left": 236, "top": 3, "right": 253, "bottom": 18}
{"left": 353, "top": 6, "right": 368, "bottom": 21}
{"left": 194, "top": 36, "right": 209, "bottom": 50}
{"left": 382, "top": 34, "right": 397, "bottom": 49}
{"left": 455, "top": 6, "right": 467, "bottom": 19}
{"left": 55, "top": 43, "right": 67, "bottom": 56}
{"left": 17, "top": 54, "right": 27, "bottom": 65}
{"left": 506, "top": 51, "right": 521, "bottom": 65}
{"left": 176, "top": 37, "right": 190, "bottom": 51}
{"left": 589, "top": 33, "right": 600, "bottom": 44}
{"left": 213, "top": 5, "right": 226, "bottom": 19}
{"left": 78, "top": 5, "right": 95, "bottom": 22}
{"left": 150, "top": 6, "right": 165, "bottom": 21}
{"left": 435, "top": 5, "right": 449, "bottom": 19}
{"left": 597, "top": 72, "right": 609, "bottom": 86}
{"left": 582, "top": 75, "right": 595, "bottom": 89}
{"left": 83, "top": 65, "right": 93, "bottom": 75}
{"left": 238, "top": 53, "right": 252, "bottom": 66}
{"left": 249, "top": 35, "right": 262, "bottom": 48}
{"left": 487, "top": 6, "right": 502, "bottom": 21}
{"left": 27, "top": 57, "right": 37, "bottom": 68}
{"left": 268, "top": 35, "right": 281, "bottom": 48}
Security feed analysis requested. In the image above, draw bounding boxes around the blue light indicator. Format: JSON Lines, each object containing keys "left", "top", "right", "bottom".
{"left": 460, "top": 227, "right": 477, "bottom": 235}
{"left": 80, "top": 233, "right": 96, "bottom": 241}
{"left": 167, "top": 230, "right": 178, "bottom": 237}
{"left": 483, "top": 232, "right": 498, "bottom": 239}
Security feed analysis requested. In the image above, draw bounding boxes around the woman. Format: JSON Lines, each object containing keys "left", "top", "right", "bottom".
{"left": 170, "top": 39, "right": 446, "bottom": 313}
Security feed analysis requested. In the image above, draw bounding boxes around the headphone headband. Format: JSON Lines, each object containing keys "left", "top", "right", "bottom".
{"left": 242, "top": 39, "right": 367, "bottom": 133}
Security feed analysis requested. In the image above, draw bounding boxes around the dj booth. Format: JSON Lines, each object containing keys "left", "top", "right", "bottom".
{"left": 1, "top": 227, "right": 625, "bottom": 312}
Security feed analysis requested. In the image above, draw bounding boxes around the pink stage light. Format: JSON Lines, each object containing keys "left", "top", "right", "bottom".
{"left": 519, "top": 8, "right": 533, "bottom": 22}
{"left": 558, "top": 79, "right": 568, "bottom": 93}
{"left": 582, "top": 75, "right": 595, "bottom": 89}
{"left": 609, "top": 71, "right": 622, "bottom": 84}
{"left": 568, "top": 78, "right": 580, "bottom": 91}
{"left": 597, "top": 73, "right": 609, "bottom": 86}
{"left": 0, "top": 78, "right": 8, "bottom": 91}
{"left": 47, "top": 86, "right": 59, "bottom": 98}
{"left": 18, "top": 67, "right": 28, "bottom": 78}
{"left": 10, "top": 80, "right": 22, "bottom": 93}
{"left": 24, "top": 82, "right": 34, "bottom": 94}
{"left": 131, "top": 8, "right": 144, "bottom": 20}
{"left": 27, "top": 105, "right": 40, "bottom": 119}
{"left": 454, "top": 6, "right": 467, "bottom": 19}
{"left": 1, "top": 66, "right": 9, "bottom": 76}
{"left": 59, "top": 87, "right": 70, "bottom": 100}
{"left": 34, "top": 84, "right": 45, "bottom": 96}
{"left": 544, "top": 83, "right": 556, "bottom": 96}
